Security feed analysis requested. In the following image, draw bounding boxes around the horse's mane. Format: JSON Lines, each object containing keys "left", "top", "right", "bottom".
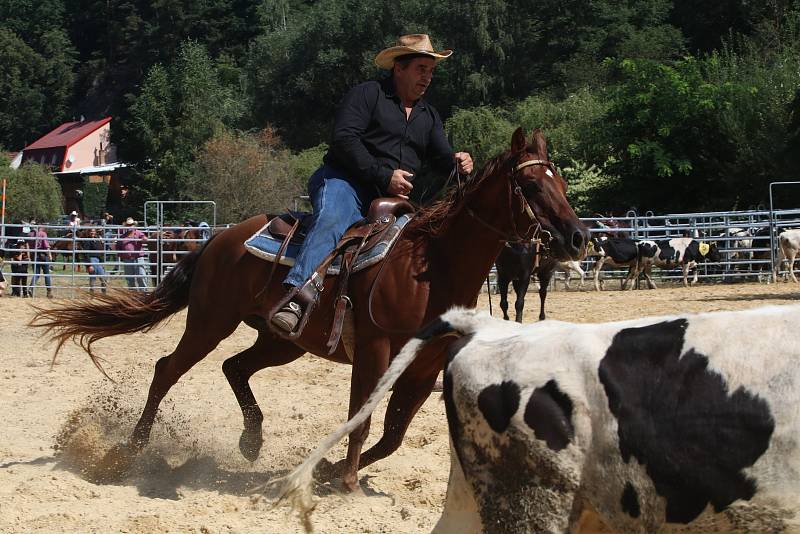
{"left": 405, "top": 150, "right": 512, "bottom": 238}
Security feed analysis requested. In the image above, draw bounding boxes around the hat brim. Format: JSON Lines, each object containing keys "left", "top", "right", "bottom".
{"left": 374, "top": 47, "right": 452, "bottom": 70}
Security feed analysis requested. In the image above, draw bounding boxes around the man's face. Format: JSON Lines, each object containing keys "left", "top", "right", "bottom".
{"left": 394, "top": 57, "right": 436, "bottom": 103}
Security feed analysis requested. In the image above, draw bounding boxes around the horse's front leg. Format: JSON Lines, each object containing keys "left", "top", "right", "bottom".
{"left": 497, "top": 276, "right": 511, "bottom": 320}
{"left": 537, "top": 269, "right": 553, "bottom": 321}
{"left": 342, "top": 336, "right": 391, "bottom": 491}
{"left": 511, "top": 277, "right": 528, "bottom": 323}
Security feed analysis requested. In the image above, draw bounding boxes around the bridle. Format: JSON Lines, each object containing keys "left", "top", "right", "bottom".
{"left": 464, "top": 157, "right": 555, "bottom": 246}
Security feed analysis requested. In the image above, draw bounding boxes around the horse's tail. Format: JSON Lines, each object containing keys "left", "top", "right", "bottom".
{"left": 30, "top": 234, "right": 218, "bottom": 376}
{"left": 271, "top": 313, "right": 469, "bottom": 529}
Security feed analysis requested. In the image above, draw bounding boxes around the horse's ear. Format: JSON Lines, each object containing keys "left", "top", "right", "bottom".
{"left": 532, "top": 129, "right": 548, "bottom": 160}
{"left": 511, "top": 127, "right": 526, "bottom": 153}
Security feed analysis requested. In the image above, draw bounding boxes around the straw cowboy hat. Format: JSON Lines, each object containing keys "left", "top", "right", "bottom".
{"left": 374, "top": 34, "right": 452, "bottom": 70}
{"left": 123, "top": 217, "right": 137, "bottom": 226}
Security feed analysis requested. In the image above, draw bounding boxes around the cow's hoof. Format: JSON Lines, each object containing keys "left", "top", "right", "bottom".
{"left": 239, "top": 428, "right": 263, "bottom": 462}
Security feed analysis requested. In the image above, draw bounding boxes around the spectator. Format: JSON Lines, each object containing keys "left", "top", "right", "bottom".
{"left": 9, "top": 238, "right": 29, "bottom": 297}
{"left": 67, "top": 210, "right": 81, "bottom": 230}
{"left": 28, "top": 221, "right": 53, "bottom": 298}
{"left": 82, "top": 226, "right": 108, "bottom": 294}
{"left": 116, "top": 217, "right": 149, "bottom": 292}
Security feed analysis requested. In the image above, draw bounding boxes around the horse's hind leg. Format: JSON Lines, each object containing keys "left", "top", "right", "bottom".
{"left": 222, "top": 333, "right": 304, "bottom": 461}
{"left": 96, "top": 318, "right": 240, "bottom": 480}
{"left": 354, "top": 340, "right": 446, "bottom": 473}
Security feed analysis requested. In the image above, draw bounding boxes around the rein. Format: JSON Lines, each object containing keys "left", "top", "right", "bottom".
{"left": 465, "top": 158, "right": 553, "bottom": 246}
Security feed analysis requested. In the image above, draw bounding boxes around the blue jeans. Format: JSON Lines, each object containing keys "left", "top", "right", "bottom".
{"left": 123, "top": 256, "right": 149, "bottom": 291}
{"left": 29, "top": 255, "right": 52, "bottom": 295}
{"left": 88, "top": 257, "right": 107, "bottom": 290}
{"left": 283, "top": 165, "right": 373, "bottom": 288}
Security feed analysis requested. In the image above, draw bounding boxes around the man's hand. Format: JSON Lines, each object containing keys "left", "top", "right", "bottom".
{"left": 387, "top": 169, "right": 414, "bottom": 198}
{"left": 454, "top": 152, "right": 473, "bottom": 175}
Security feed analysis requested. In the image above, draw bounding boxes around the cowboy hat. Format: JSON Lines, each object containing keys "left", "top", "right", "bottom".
{"left": 123, "top": 217, "right": 137, "bottom": 226}
{"left": 69, "top": 210, "right": 78, "bottom": 216}
{"left": 374, "top": 34, "right": 452, "bottom": 70}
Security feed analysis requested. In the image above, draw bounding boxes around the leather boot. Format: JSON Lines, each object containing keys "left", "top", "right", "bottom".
{"left": 271, "top": 301, "right": 302, "bottom": 332}
{"left": 270, "top": 277, "right": 321, "bottom": 334}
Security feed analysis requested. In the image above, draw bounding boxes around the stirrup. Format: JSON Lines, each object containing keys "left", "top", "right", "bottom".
{"left": 267, "top": 275, "right": 322, "bottom": 339}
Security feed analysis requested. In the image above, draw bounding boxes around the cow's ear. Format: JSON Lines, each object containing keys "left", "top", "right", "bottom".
{"left": 511, "top": 127, "right": 526, "bottom": 153}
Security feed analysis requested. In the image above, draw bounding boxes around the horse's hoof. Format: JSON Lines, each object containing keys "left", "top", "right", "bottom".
{"left": 239, "top": 429, "right": 263, "bottom": 462}
{"left": 312, "top": 458, "right": 342, "bottom": 482}
{"left": 342, "top": 473, "right": 360, "bottom": 493}
{"left": 89, "top": 442, "right": 136, "bottom": 483}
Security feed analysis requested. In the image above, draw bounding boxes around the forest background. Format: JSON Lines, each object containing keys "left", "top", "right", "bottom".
{"left": 2, "top": 0, "right": 800, "bottom": 222}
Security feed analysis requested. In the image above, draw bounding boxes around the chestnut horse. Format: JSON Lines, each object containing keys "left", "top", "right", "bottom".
{"left": 31, "top": 128, "right": 588, "bottom": 490}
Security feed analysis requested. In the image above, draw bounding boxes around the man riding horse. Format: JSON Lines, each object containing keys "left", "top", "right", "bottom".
{"left": 271, "top": 34, "right": 474, "bottom": 333}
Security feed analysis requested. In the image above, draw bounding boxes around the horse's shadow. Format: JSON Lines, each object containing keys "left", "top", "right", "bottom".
{"left": 19, "top": 449, "right": 388, "bottom": 502}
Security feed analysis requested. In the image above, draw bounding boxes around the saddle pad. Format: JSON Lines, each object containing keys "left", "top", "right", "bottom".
{"left": 244, "top": 214, "right": 413, "bottom": 275}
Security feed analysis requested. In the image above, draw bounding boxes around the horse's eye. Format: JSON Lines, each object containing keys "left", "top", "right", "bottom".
{"left": 520, "top": 181, "right": 540, "bottom": 197}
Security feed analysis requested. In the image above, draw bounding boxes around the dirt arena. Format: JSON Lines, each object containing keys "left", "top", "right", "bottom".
{"left": 1, "top": 281, "right": 799, "bottom": 533}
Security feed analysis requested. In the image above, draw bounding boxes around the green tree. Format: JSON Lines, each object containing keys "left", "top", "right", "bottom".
{"left": 1, "top": 163, "right": 63, "bottom": 221}
{"left": 190, "top": 128, "right": 304, "bottom": 222}
{"left": 445, "top": 107, "right": 515, "bottom": 169}
{"left": 703, "top": 14, "right": 800, "bottom": 207}
{"left": 118, "top": 40, "right": 244, "bottom": 208}
{"left": 603, "top": 57, "right": 748, "bottom": 212}
{"left": 0, "top": 28, "right": 76, "bottom": 148}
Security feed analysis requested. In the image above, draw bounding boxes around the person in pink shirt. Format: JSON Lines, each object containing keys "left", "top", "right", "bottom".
{"left": 28, "top": 221, "right": 53, "bottom": 298}
{"left": 116, "top": 217, "right": 149, "bottom": 291}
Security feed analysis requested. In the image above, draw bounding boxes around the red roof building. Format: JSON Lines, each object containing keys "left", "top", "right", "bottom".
{"left": 22, "top": 117, "right": 116, "bottom": 172}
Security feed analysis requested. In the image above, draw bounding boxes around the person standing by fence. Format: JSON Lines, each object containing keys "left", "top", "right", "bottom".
{"left": 116, "top": 217, "right": 149, "bottom": 291}
{"left": 82, "top": 226, "right": 108, "bottom": 294}
{"left": 28, "top": 221, "right": 53, "bottom": 298}
{"left": 9, "top": 238, "right": 29, "bottom": 297}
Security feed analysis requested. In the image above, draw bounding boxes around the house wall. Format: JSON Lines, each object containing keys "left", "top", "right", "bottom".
{"left": 63, "top": 123, "right": 116, "bottom": 171}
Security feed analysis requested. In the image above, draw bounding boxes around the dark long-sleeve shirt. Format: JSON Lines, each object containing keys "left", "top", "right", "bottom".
{"left": 81, "top": 238, "right": 105, "bottom": 261}
{"left": 323, "top": 77, "right": 454, "bottom": 197}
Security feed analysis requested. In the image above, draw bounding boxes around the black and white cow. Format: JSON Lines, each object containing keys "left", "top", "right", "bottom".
{"left": 0, "top": 263, "right": 6, "bottom": 296}
{"left": 278, "top": 306, "right": 800, "bottom": 533}
{"left": 637, "top": 237, "right": 721, "bottom": 288}
{"left": 588, "top": 237, "right": 640, "bottom": 291}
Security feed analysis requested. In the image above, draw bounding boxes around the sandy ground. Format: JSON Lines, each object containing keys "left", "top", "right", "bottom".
{"left": 1, "top": 281, "right": 799, "bottom": 534}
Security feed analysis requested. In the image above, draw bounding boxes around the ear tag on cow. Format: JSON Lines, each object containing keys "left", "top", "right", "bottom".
{"left": 699, "top": 242, "right": 710, "bottom": 256}
{"left": 545, "top": 169, "right": 554, "bottom": 177}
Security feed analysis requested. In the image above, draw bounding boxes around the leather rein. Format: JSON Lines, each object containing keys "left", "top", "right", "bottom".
{"left": 465, "top": 158, "right": 554, "bottom": 247}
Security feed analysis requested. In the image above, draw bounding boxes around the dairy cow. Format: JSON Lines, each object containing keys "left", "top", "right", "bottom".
{"left": 637, "top": 237, "right": 720, "bottom": 288}
{"left": 588, "top": 237, "right": 640, "bottom": 291}
{"left": 277, "top": 305, "right": 800, "bottom": 533}
{"left": 776, "top": 229, "right": 800, "bottom": 283}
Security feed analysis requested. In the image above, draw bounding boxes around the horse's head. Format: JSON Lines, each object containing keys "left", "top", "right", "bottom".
{"left": 503, "top": 128, "right": 589, "bottom": 261}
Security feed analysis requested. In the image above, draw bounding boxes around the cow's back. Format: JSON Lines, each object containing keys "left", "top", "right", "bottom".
{"left": 440, "top": 306, "right": 800, "bottom": 533}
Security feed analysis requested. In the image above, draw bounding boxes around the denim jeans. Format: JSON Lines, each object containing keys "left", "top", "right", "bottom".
{"left": 88, "top": 257, "right": 107, "bottom": 290}
{"left": 123, "top": 256, "right": 149, "bottom": 291}
{"left": 29, "top": 255, "right": 52, "bottom": 295}
{"left": 283, "top": 164, "right": 373, "bottom": 288}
